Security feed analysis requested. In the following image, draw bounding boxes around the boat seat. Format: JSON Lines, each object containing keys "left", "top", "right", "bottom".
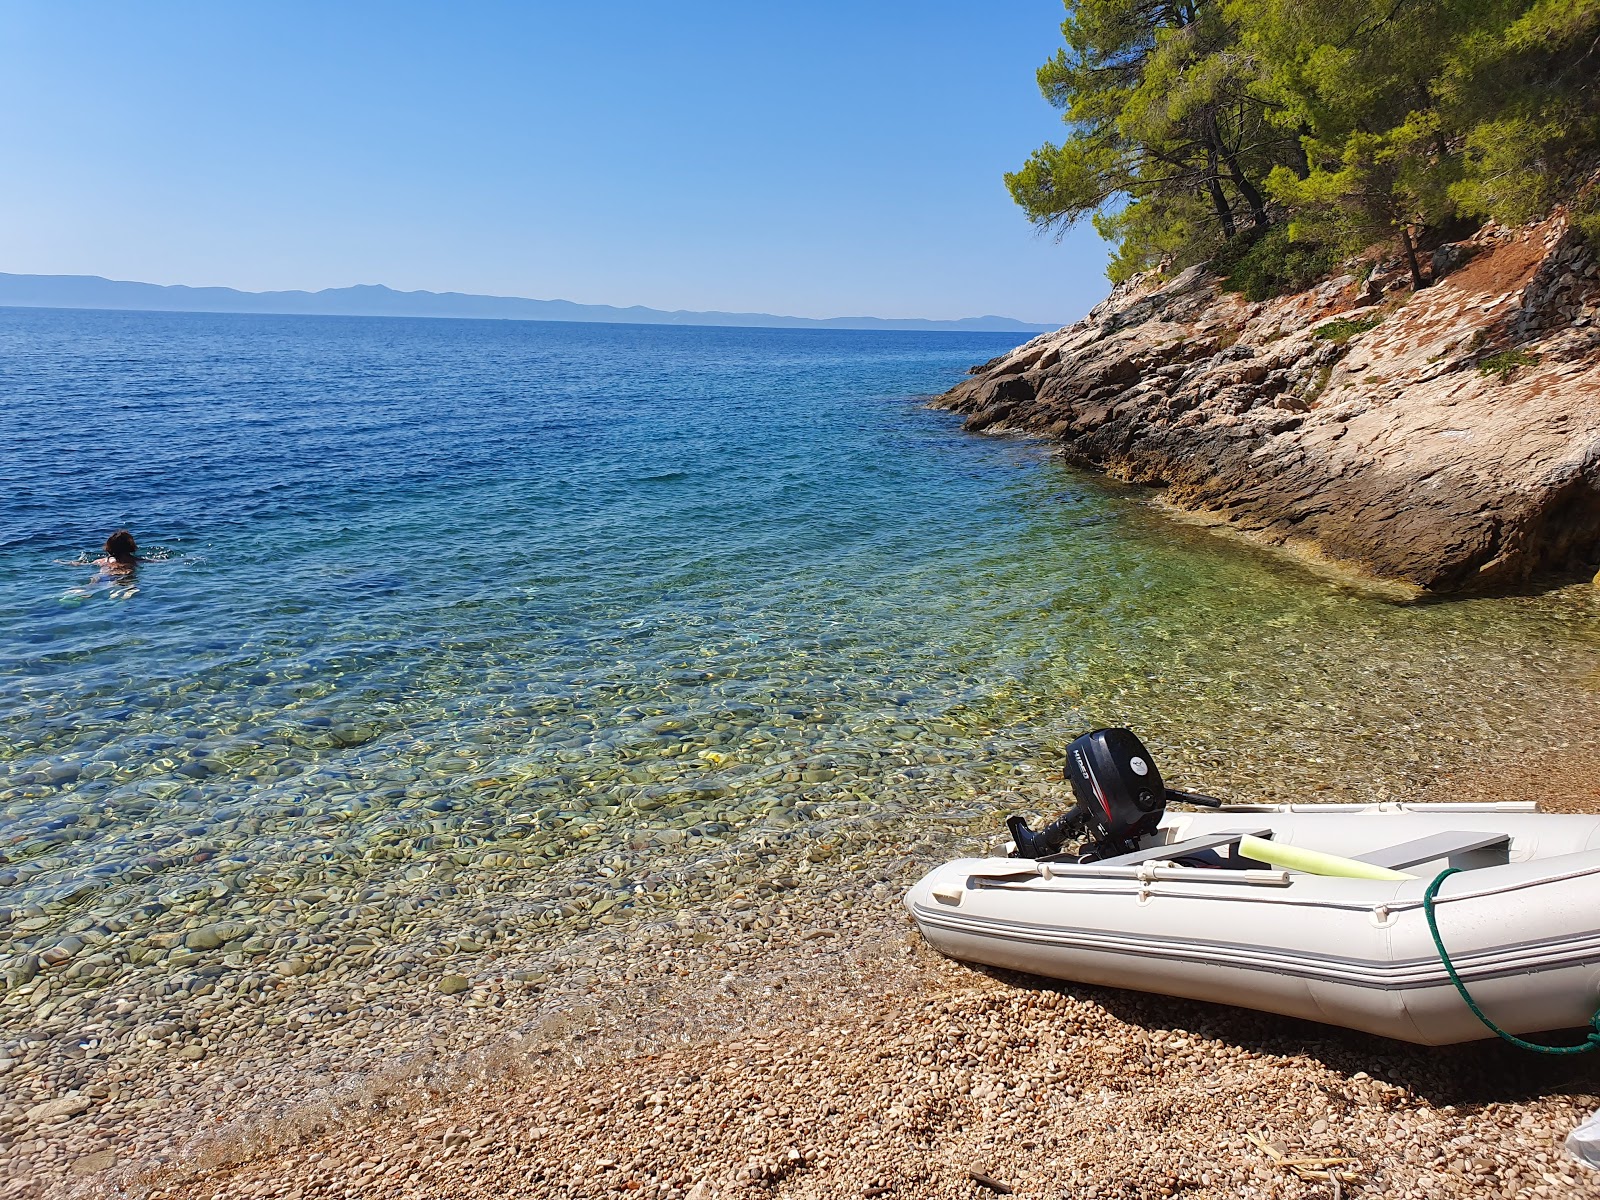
{"left": 1352, "top": 831, "right": 1511, "bottom": 871}
{"left": 1077, "top": 828, "right": 1275, "bottom": 867}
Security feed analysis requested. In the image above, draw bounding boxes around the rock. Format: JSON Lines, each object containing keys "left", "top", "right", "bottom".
{"left": 4, "top": 955, "right": 40, "bottom": 988}
{"left": 40, "top": 935, "right": 84, "bottom": 965}
{"left": 26, "top": 1094, "right": 90, "bottom": 1123}
{"left": 438, "top": 974, "right": 471, "bottom": 995}
{"left": 69, "top": 1149, "right": 117, "bottom": 1175}
{"left": 1440, "top": 243, "right": 1472, "bottom": 283}
{"left": 935, "top": 212, "right": 1600, "bottom": 593}
{"left": 178, "top": 1045, "right": 206, "bottom": 1061}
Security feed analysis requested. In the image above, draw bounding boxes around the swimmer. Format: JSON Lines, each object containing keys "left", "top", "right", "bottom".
{"left": 56, "top": 530, "right": 145, "bottom": 600}
{"left": 94, "top": 529, "right": 142, "bottom": 575}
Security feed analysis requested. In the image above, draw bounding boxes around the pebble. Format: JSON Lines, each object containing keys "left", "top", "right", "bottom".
{"left": 69, "top": 1149, "right": 117, "bottom": 1175}
{"left": 25, "top": 1095, "right": 90, "bottom": 1123}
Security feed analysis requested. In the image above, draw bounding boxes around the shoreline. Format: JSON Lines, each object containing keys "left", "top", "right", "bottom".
{"left": 10, "top": 751, "right": 1599, "bottom": 1199}
{"left": 934, "top": 215, "right": 1600, "bottom": 595}
{"left": 137, "top": 943, "right": 1600, "bottom": 1200}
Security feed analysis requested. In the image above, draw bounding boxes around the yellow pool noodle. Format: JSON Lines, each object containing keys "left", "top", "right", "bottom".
{"left": 1238, "top": 835, "right": 1415, "bottom": 881}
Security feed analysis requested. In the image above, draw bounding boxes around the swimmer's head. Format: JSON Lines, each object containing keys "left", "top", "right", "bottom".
{"left": 104, "top": 529, "right": 137, "bottom": 561}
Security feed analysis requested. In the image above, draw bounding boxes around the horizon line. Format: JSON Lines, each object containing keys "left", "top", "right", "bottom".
{"left": 0, "top": 270, "right": 1061, "bottom": 333}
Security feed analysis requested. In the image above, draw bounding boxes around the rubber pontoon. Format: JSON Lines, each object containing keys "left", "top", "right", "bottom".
{"left": 906, "top": 802, "right": 1600, "bottom": 1045}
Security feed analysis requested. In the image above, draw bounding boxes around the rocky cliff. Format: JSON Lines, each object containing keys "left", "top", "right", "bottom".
{"left": 936, "top": 216, "right": 1600, "bottom": 593}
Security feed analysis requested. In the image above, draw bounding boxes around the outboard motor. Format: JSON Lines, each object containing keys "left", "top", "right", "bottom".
{"left": 1007, "top": 727, "right": 1221, "bottom": 861}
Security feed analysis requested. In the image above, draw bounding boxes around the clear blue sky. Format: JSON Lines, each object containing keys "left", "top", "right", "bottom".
{"left": 0, "top": 2, "right": 1111, "bottom": 325}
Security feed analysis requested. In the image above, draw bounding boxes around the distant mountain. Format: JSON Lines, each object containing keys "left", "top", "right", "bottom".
{"left": 0, "top": 273, "right": 1054, "bottom": 333}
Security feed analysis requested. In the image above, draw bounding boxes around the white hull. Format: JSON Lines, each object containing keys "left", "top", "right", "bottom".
{"left": 905, "top": 803, "right": 1600, "bottom": 1045}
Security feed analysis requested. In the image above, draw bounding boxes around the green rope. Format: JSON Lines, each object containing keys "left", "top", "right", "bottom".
{"left": 1422, "top": 867, "right": 1600, "bottom": 1054}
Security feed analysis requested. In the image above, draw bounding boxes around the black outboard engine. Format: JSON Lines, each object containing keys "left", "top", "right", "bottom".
{"left": 1007, "top": 727, "right": 1220, "bottom": 861}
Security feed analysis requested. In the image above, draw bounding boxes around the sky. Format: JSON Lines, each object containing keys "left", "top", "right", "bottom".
{"left": 0, "top": 2, "right": 1113, "bottom": 326}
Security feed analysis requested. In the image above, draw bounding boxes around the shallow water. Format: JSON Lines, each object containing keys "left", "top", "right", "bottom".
{"left": 2, "top": 307, "right": 1598, "bottom": 999}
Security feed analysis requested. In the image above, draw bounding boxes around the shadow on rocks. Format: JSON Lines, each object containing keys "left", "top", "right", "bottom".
{"left": 973, "top": 964, "right": 1599, "bottom": 1108}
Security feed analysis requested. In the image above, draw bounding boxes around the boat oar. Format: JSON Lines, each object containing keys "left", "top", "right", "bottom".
{"left": 1237, "top": 835, "right": 1415, "bottom": 881}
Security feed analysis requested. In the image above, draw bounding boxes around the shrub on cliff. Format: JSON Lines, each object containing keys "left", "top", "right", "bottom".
{"left": 1313, "top": 314, "right": 1386, "bottom": 344}
{"left": 1574, "top": 183, "right": 1600, "bottom": 247}
{"left": 1217, "top": 229, "right": 1341, "bottom": 300}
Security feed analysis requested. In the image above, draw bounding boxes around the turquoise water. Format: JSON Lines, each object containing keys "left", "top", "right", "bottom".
{"left": 2, "top": 307, "right": 1599, "bottom": 983}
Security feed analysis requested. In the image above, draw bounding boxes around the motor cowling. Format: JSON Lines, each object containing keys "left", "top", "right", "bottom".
{"left": 1063, "top": 726, "right": 1167, "bottom": 850}
{"left": 1007, "top": 727, "right": 1176, "bottom": 860}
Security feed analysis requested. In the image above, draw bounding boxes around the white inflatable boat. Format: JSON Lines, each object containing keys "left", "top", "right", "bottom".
{"left": 906, "top": 801, "right": 1600, "bottom": 1045}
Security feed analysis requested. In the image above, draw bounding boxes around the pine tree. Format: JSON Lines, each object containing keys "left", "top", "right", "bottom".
{"left": 1011, "top": 1, "right": 1600, "bottom": 288}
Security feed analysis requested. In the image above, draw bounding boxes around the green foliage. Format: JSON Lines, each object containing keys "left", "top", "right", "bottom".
{"left": 1477, "top": 348, "right": 1542, "bottom": 381}
{"left": 1304, "top": 364, "right": 1335, "bottom": 404}
{"left": 1007, "top": 0, "right": 1293, "bottom": 274}
{"left": 1218, "top": 228, "right": 1342, "bottom": 300}
{"left": 1441, "top": 1, "right": 1600, "bottom": 227}
{"left": 1451, "top": 117, "right": 1572, "bottom": 225}
{"left": 1012, "top": 0, "right": 1600, "bottom": 285}
{"left": 1313, "top": 314, "right": 1384, "bottom": 344}
{"left": 1097, "top": 191, "right": 1228, "bottom": 282}
{"left": 1575, "top": 189, "right": 1600, "bottom": 247}
{"left": 1267, "top": 118, "right": 1459, "bottom": 262}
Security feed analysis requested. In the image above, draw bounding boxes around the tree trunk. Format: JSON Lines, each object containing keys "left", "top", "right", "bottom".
{"left": 1399, "top": 224, "right": 1428, "bottom": 289}
{"left": 1213, "top": 117, "right": 1271, "bottom": 229}
{"left": 1205, "top": 144, "right": 1237, "bottom": 239}
{"left": 1229, "top": 166, "right": 1271, "bottom": 230}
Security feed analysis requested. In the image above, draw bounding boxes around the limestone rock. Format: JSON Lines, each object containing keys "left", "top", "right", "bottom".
{"left": 936, "top": 214, "right": 1600, "bottom": 593}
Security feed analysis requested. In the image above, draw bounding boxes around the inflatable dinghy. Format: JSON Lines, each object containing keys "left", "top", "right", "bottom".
{"left": 906, "top": 730, "right": 1600, "bottom": 1046}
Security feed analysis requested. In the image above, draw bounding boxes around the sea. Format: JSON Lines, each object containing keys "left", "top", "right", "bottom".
{"left": 2, "top": 306, "right": 1599, "bottom": 1000}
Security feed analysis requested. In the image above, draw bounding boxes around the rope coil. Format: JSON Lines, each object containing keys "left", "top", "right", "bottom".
{"left": 1422, "top": 867, "right": 1600, "bottom": 1055}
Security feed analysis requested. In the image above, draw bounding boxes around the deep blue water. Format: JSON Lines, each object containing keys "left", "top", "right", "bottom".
{"left": 2, "top": 307, "right": 1597, "bottom": 942}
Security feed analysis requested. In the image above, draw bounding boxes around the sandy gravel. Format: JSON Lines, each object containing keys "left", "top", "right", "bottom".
{"left": 129, "top": 926, "right": 1599, "bottom": 1200}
